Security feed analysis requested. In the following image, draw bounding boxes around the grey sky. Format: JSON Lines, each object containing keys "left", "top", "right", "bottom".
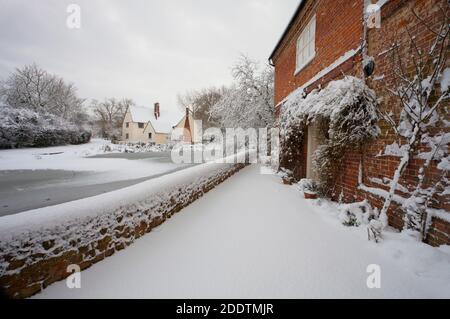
{"left": 0, "top": 0, "right": 298, "bottom": 124}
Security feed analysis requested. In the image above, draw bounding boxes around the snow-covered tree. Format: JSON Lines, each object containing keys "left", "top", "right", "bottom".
{"left": 177, "top": 87, "right": 225, "bottom": 128}
{"left": 210, "top": 55, "right": 274, "bottom": 128}
{"left": 0, "top": 104, "right": 91, "bottom": 149}
{"left": 376, "top": 6, "right": 449, "bottom": 239}
{"left": 0, "top": 63, "right": 85, "bottom": 123}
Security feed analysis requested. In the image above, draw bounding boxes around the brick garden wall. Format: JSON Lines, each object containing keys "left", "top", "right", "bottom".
{"left": 0, "top": 163, "right": 246, "bottom": 298}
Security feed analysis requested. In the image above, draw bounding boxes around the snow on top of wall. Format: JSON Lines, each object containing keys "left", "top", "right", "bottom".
{"left": 381, "top": 141, "right": 409, "bottom": 157}
{"left": 0, "top": 156, "right": 241, "bottom": 239}
{"left": 358, "top": 183, "right": 406, "bottom": 205}
{"left": 428, "top": 208, "right": 450, "bottom": 224}
{"left": 369, "top": 177, "right": 410, "bottom": 194}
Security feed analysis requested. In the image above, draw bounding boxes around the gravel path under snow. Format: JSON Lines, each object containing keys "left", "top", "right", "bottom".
{"left": 34, "top": 165, "right": 449, "bottom": 298}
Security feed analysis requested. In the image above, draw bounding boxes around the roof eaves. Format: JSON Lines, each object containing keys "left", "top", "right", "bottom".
{"left": 268, "top": 0, "right": 307, "bottom": 63}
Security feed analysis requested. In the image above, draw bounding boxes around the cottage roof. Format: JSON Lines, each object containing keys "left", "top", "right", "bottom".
{"left": 129, "top": 105, "right": 172, "bottom": 133}
{"left": 129, "top": 105, "right": 153, "bottom": 123}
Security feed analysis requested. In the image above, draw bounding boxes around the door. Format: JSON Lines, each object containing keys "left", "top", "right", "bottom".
{"left": 306, "top": 122, "right": 320, "bottom": 180}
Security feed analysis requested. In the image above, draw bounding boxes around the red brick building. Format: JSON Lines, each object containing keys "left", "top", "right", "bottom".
{"left": 270, "top": 0, "right": 449, "bottom": 245}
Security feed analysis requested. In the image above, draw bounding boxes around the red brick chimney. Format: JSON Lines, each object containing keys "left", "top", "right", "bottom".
{"left": 184, "top": 107, "right": 192, "bottom": 143}
{"left": 154, "top": 102, "right": 160, "bottom": 119}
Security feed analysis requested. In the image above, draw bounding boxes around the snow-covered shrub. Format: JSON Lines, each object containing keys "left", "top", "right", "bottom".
{"left": 338, "top": 200, "right": 376, "bottom": 227}
{"left": 367, "top": 219, "right": 384, "bottom": 243}
{"left": 280, "top": 76, "right": 380, "bottom": 192}
{"left": 100, "top": 141, "right": 173, "bottom": 154}
{"left": 0, "top": 64, "right": 85, "bottom": 123}
{"left": 278, "top": 168, "right": 295, "bottom": 184}
{"left": 0, "top": 105, "right": 91, "bottom": 149}
{"left": 296, "top": 178, "right": 319, "bottom": 194}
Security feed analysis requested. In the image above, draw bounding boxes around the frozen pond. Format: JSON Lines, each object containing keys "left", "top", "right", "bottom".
{"left": 0, "top": 143, "right": 192, "bottom": 216}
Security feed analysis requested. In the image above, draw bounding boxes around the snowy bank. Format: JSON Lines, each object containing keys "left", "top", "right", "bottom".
{"left": 0, "top": 156, "right": 246, "bottom": 298}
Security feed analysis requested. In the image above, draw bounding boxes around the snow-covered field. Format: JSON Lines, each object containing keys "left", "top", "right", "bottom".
{"left": 0, "top": 139, "right": 190, "bottom": 215}
{"left": 34, "top": 165, "right": 450, "bottom": 299}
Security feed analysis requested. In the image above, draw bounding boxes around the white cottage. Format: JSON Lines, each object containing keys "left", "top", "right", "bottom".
{"left": 122, "top": 103, "right": 171, "bottom": 144}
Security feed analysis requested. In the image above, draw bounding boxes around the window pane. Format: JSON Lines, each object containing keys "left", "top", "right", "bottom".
{"left": 309, "top": 42, "right": 314, "bottom": 57}
{"left": 310, "top": 18, "right": 315, "bottom": 37}
{"left": 296, "top": 14, "right": 316, "bottom": 71}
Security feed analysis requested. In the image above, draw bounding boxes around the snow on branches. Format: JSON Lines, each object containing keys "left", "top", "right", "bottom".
{"left": 376, "top": 6, "right": 450, "bottom": 239}
{"left": 0, "top": 63, "right": 85, "bottom": 124}
{"left": 0, "top": 104, "right": 91, "bottom": 148}
{"left": 279, "top": 76, "right": 380, "bottom": 190}
{"left": 209, "top": 55, "right": 274, "bottom": 129}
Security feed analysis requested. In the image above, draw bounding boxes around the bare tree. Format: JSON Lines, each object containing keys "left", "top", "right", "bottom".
{"left": 177, "top": 87, "right": 225, "bottom": 128}
{"left": 90, "top": 98, "right": 134, "bottom": 139}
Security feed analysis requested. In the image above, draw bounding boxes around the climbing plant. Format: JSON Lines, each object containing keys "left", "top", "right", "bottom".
{"left": 279, "top": 76, "right": 380, "bottom": 194}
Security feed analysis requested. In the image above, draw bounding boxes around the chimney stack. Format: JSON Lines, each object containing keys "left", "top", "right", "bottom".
{"left": 154, "top": 102, "right": 160, "bottom": 119}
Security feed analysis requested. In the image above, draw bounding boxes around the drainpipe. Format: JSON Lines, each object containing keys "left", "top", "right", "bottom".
{"left": 362, "top": 0, "right": 371, "bottom": 83}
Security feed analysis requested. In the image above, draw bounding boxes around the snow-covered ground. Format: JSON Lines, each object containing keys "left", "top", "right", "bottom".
{"left": 0, "top": 139, "right": 191, "bottom": 215}
{"left": 34, "top": 165, "right": 450, "bottom": 299}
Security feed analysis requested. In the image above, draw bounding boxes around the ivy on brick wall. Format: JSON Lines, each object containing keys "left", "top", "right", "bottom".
{"left": 279, "top": 76, "right": 380, "bottom": 195}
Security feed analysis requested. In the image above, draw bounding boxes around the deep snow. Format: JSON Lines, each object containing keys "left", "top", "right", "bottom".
{"left": 33, "top": 165, "right": 450, "bottom": 299}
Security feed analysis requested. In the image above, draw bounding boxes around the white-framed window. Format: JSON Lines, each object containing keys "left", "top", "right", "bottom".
{"left": 295, "top": 15, "right": 316, "bottom": 74}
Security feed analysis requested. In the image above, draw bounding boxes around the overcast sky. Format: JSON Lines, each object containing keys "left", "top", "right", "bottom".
{"left": 0, "top": 0, "right": 298, "bottom": 124}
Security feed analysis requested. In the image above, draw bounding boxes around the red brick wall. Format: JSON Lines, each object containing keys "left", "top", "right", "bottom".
{"left": 272, "top": 0, "right": 364, "bottom": 105}
{"left": 274, "top": 0, "right": 450, "bottom": 246}
{"left": 0, "top": 164, "right": 247, "bottom": 298}
{"left": 363, "top": 0, "right": 449, "bottom": 245}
